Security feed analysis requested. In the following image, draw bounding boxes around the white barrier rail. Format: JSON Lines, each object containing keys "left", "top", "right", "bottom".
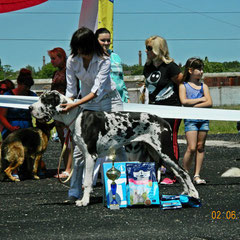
{"left": 123, "top": 103, "right": 240, "bottom": 121}
{"left": 0, "top": 95, "right": 240, "bottom": 121}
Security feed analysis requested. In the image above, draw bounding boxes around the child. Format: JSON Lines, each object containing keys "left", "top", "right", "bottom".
{"left": 179, "top": 57, "right": 212, "bottom": 184}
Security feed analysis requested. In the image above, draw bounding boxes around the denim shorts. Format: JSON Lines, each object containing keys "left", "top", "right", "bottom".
{"left": 184, "top": 119, "right": 209, "bottom": 132}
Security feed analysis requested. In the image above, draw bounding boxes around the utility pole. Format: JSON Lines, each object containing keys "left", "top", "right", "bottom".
{"left": 138, "top": 50, "right": 142, "bottom": 66}
{"left": 43, "top": 56, "right": 45, "bottom": 67}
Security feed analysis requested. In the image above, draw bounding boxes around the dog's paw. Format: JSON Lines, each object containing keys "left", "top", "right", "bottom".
{"left": 188, "top": 190, "right": 199, "bottom": 199}
{"left": 75, "top": 199, "right": 89, "bottom": 207}
{"left": 181, "top": 190, "right": 199, "bottom": 199}
{"left": 181, "top": 190, "right": 188, "bottom": 196}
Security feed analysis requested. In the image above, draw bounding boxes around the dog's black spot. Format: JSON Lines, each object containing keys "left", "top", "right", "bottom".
{"left": 132, "top": 121, "right": 140, "bottom": 129}
{"left": 41, "top": 91, "right": 60, "bottom": 107}
{"left": 125, "top": 127, "right": 135, "bottom": 139}
{"left": 81, "top": 111, "right": 108, "bottom": 155}
{"left": 148, "top": 114, "right": 160, "bottom": 123}
{"left": 117, "top": 129, "right": 122, "bottom": 136}
{"left": 143, "top": 122, "right": 150, "bottom": 130}
{"left": 122, "top": 121, "right": 128, "bottom": 128}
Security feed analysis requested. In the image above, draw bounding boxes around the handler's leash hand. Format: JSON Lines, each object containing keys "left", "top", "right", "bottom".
{"left": 60, "top": 103, "right": 76, "bottom": 113}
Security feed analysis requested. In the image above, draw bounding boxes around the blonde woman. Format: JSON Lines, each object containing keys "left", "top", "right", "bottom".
{"left": 143, "top": 35, "right": 183, "bottom": 185}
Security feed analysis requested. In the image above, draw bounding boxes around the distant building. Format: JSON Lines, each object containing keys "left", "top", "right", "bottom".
{"left": 203, "top": 72, "right": 240, "bottom": 87}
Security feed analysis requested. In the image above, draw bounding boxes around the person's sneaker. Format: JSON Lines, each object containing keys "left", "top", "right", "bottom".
{"left": 160, "top": 177, "right": 176, "bottom": 185}
{"left": 63, "top": 196, "right": 78, "bottom": 204}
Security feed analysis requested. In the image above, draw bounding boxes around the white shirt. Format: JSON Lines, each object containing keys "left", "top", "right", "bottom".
{"left": 66, "top": 54, "right": 116, "bottom": 103}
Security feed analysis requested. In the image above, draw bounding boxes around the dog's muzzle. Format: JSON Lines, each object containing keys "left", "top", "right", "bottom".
{"left": 29, "top": 106, "right": 33, "bottom": 112}
{"left": 29, "top": 105, "right": 51, "bottom": 122}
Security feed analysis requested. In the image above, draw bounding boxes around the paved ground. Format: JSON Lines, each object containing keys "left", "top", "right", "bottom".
{"left": 0, "top": 134, "right": 240, "bottom": 240}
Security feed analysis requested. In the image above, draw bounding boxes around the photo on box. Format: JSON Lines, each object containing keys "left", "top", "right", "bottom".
{"left": 126, "top": 162, "right": 160, "bottom": 206}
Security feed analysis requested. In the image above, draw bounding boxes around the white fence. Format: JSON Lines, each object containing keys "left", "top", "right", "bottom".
{"left": 210, "top": 86, "right": 240, "bottom": 106}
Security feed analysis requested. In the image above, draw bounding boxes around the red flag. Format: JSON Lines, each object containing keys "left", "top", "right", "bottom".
{"left": 0, "top": 0, "right": 47, "bottom": 13}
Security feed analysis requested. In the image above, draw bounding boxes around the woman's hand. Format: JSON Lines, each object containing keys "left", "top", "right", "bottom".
{"left": 60, "top": 102, "right": 77, "bottom": 113}
{"left": 59, "top": 92, "right": 97, "bottom": 113}
{"left": 10, "top": 126, "right": 20, "bottom": 132}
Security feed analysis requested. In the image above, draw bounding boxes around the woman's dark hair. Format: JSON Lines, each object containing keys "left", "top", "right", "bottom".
{"left": 183, "top": 57, "right": 204, "bottom": 82}
{"left": 70, "top": 27, "right": 107, "bottom": 57}
{"left": 0, "top": 79, "right": 15, "bottom": 94}
{"left": 4, "top": 79, "right": 15, "bottom": 90}
{"left": 95, "top": 28, "right": 110, "bottom": 39}
{"left": 17, "top": 68, "right": 34, "bottom": 87}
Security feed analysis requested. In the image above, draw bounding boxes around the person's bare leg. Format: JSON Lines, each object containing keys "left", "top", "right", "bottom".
{"left": 194, "top": 131, "right": 208, "bottom": 181}
{"left": 182, "top": 131, "right": 198, "bottom": 172}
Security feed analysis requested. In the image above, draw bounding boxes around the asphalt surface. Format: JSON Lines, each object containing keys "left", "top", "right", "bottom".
{"left": 0, "top": 134, "right": 240, "bottom": 240}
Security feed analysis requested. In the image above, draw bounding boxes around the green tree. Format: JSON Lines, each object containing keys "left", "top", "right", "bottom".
{"left": 122, "top": 64, "right": 144, "bottom": 75}
{"left": 36, "top": 63, "right": 57, "bottom": 79}
{"left": 203, "top": 58, "right": 225, "bottom": 73}
{"left": 0, "top": 59, "right": 3, "bottom": 80}
{"left": 25, "top": 65, "right": 36, "bottom": 76}
{"left": 0, "top": 65, "right": 16, "bottom": 80}
{"left": 222, "top": 61, "right": 240, "bottom": 72}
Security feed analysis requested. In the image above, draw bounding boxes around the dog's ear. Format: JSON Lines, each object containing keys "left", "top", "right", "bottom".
{"left": 52, "top": 91, "right": 61, "bottom": 107}
{"left": 42, "top": 90, "right": 61, "bottom": 107}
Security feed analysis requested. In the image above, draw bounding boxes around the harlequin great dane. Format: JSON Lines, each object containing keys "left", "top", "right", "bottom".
{"left": 29, "top": 90, "right": 199, "bottom": 206}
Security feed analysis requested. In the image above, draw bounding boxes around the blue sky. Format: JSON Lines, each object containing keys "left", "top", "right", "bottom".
{"left": 0, "top": 0, "right": 240, "bottom": 72}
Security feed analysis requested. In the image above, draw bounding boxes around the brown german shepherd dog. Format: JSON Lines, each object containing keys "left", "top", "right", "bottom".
{"left": 0, "top": 121, "right": 55, "bottom": 181}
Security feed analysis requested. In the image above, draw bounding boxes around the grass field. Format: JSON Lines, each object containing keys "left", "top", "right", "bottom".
{"left": 178, "top": 105, "right": 240, "bottom": 135}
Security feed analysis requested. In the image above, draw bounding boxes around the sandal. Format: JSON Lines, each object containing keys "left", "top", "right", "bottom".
{"left": 54, "top": 171, "right": 70, "bottom": 179}
{"left": 193, "top": 175, "right": 206, "bottom": 185}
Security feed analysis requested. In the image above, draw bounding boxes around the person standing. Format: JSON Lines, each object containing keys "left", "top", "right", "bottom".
{"left": 0, "top": 79, "right": 15, "bottom": 135}
{"left": 0, "top": 69, "right": 37, "bottom": 180}
{"left": 0, "top": 69, "right": 37, "bottom": 140}
{"left": 61, "top": 27, "right": 123, "bottom": 203}
{"left": 143, "top": 35, "right": 183, "bottom": 185}
{"left": 93, "top": 28, "right": 129, "bottom": 185}
{"left": 48, "top": 47, "right": 72, "bottom": 178}
{"left": 179, "top": 57, "right": 212, "bottom": 184}
{"left": 95, "top": 28, "right": 130, "bottom": 103}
